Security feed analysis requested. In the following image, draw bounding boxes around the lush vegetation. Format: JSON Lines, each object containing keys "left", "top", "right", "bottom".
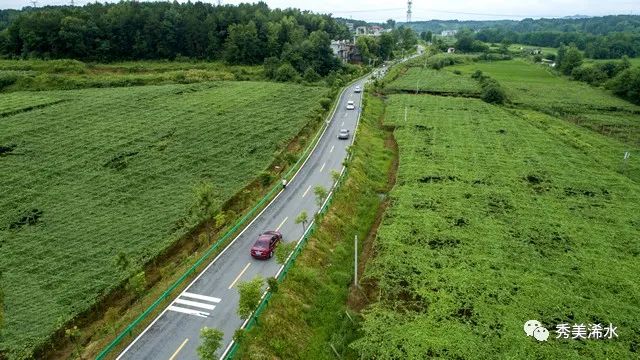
{"left": 446, "top": 59, "right": 640, "bottom": 146}
{"left": 236, "top": 93, "right": 394, "bottom": 359}
{"left": 386, "top": 67, "right": 480, "bottom": 96}
{"left": 355, "top": 27, "right": 417, "bottom": 64}
{"left": 354, "top": 92, "right": 640, "bottom": 358}
{"left": 0, "top": 2, "right": 349, "bottom": 78}
{"left": 0, "top": 58, "right": 264, "bottom": 92}
{"left": 0, "top": 81, "right": 327, "bottom": 358}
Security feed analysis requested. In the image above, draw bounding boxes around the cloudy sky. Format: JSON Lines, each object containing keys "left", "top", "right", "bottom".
{"left": 3, "top": 0, "right": 639, "bottom": 21}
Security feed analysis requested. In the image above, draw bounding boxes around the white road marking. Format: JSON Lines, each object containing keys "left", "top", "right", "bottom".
{"left": 169, "top": 338, "right": 189, "bottom": 360}
{"left": 276, "top": 216, "right": 288, "bottom": 231}
{"left": 181, "top": 292, "right": 221, "bottom": 303}
{"left": 341, "top": 121, "right": 345, "bottom": 127}
{"left": 174, "top": 298, "right": 216, "bottom": 310}
{"left": 330, "top": 145, "right": 335, "bottom": 153}
{"left": 167, "top": 306, "right": 209, "bottom": 318}
{"left": 320, "top": 162, "right": 326, "bottom": 172}
{"left": 302, "top": 185, "right": 312, "bottom": 198}
{"left": 228, "top": 262, "right": 251, "bottom": 289}
{"left": 344, "top": 112, "right": 347, "bottom": 117}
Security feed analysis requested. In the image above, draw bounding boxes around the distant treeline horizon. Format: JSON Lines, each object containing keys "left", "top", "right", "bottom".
{"left": 405, "top": 15, "right": 640, "bottom": 59}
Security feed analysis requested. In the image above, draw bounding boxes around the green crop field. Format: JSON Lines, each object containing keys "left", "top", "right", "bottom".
{"left": 386, "top": 67, "right": 481, "bottom": 95}
{"left": 353, "top": 94, "right": 640, "bottom": 358}
{"left": 445, "top": 59, "right": 640, "bottom": 146}
{"left": 0, "top": 81, "right": 326, "bottom": 357}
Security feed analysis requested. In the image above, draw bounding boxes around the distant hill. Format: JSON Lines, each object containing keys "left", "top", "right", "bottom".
{"left": 402, "top": 15, "right": 640, "bottom": 35}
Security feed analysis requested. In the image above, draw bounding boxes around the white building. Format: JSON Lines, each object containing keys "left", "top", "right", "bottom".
{"left": 441, "top": 30, "right": 458, "bottom": 37}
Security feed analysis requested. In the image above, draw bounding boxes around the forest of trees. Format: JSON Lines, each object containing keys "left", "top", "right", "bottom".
{"left": 474, "top": 15, "right": 640, "bottom": 59}
{"left": 0, "top": 2, "right": 352, "bottom": 77}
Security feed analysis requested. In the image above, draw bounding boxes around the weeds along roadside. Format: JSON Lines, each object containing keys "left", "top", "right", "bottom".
{"left": 233, "top": 91, "right": 397, "bottom": 359}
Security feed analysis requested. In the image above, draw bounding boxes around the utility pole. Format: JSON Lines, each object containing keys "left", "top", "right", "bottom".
{"left": 354, "top": 235, "right": 358, "bottom": 287}
{"left": 407, "top": 0, "right": 412, "bottom": 23}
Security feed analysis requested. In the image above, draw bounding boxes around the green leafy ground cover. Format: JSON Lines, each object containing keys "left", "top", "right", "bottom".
{"left": 0, "top": 81, "right": 325, "bottom": 358}
{"left": 0, "top": 92, "right": 64, "bottom": 116}
{"left": 354, "top": 94, "right": 640, "bottom": 359}
{"left": 446, "top": 59, "right": 640, "bottom": 146}
{"left": 386, "top": 67, "right": 481, "bottom": 95}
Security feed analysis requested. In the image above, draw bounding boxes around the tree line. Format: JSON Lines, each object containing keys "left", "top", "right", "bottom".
{"left": 0, "top": 2, "right": 352, "bottom": 77}
{"left": 474, "top": 15, "right": 640, "bottom": 59}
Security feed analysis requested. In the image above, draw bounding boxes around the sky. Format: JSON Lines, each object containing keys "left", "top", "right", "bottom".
{"left": 2, "top": 0, "right": 639, "bottom": 22}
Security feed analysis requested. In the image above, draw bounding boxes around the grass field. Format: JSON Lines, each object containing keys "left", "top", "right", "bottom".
{"left": 445, "top": 59, "right": 640, "bottom": 146}
{"left": 353, "top": 94, "right": 640, "bottom": 358}
{"left": 386, "top": 67, "right": 481, "bottom": 95}
{"left": 0, "top": 81, "right": 326, "bottom": 358}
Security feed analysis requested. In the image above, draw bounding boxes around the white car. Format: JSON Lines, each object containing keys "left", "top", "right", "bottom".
{"left": 346, "top": 100, "right": 355, "bottom": 110}
{"left": 354, "top": 86, "right": 361, "bottom": 93}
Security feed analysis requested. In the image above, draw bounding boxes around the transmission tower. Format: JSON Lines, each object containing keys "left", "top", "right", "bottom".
{"left": 407, "top": 0, "right": 412, "bottom": 23}
{"left": 217, "top": 0, "right": 222, "bottom": 5}
{"left": 30, "top": 0, "right": 37, "bottom": 7}
{"left": 70, "top": 0, "right": 74, "bottom": 6}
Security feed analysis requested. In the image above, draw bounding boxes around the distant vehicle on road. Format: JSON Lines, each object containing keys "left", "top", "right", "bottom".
{"left": 250, "top": 231, "right": 282, "bottom": 259}
{"left": 337, "top": 129, "right": 350, "bottom": 140}
{"left": 346, "top": 100, "right": 355, "bottom": 110}
{"left": 354, "top": 86, "right": 361, "bottom": 93}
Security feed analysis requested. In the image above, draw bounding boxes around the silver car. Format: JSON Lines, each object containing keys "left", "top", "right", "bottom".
{"left": 337, "top": 129, "right": 350, "bottom": 140}
{"left": 346, "top": 100, "right": 355, "bottom": 110}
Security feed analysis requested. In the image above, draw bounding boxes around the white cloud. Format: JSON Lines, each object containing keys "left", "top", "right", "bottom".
{"left": 2, "top": 0, "right": 639, "bottom": 21}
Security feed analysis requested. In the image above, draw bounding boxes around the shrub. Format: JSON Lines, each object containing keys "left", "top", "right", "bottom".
{"left": 0, "top": 72, "right": 18, "bottom": 90}
{"left": 481, "top": 82, "right": 507, "bottom": 104}
{"left": 571, "top": 65, "right": 608, "bottom": 85}
{"left": 275, "top": 62, "right": 299, "bottom": 82}
{"left": 607, "top": 67, "right": 640, "bottom": 105}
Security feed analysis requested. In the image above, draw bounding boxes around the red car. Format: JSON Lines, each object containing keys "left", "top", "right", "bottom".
{"left": 250, "top": 231, "right": 282, "bottom": 259}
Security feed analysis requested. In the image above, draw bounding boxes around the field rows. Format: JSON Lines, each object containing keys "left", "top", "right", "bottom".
{"left": 0, "top": 81, "right": 326, "bottom": 357}
{"left": 386, "top": 67, "right": 481, "bottom": 95}
{"left": 354, "top": 94, "right": 640, "bottom": 358}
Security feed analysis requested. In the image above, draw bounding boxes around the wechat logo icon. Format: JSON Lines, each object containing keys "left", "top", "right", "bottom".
{"left": 524, "top": 320, "right": 549, "bottom": 342}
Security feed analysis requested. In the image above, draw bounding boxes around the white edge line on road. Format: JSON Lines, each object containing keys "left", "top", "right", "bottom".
{"left": 168, "top": 338, "right": 189, "bottom": 360}
{"left": 220, "top": 77, "right": 369, "bottom": 360}
{"left": 228, "top": 262, "right": 251, "bottom": 290}
{"left": 302, "top": 185, "right": 312, "bottom": 198}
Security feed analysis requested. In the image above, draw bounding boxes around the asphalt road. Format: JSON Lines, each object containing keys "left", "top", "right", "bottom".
{"left": 117, "top": 78, "right": 367, "bottom": 360}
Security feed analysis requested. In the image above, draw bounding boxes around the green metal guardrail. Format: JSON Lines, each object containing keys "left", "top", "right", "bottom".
{"left": 222, "top": 164, "right": 351, "bottom": 360}
{"left": 95, "top": 75, "right": 362, "bottom": 360}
